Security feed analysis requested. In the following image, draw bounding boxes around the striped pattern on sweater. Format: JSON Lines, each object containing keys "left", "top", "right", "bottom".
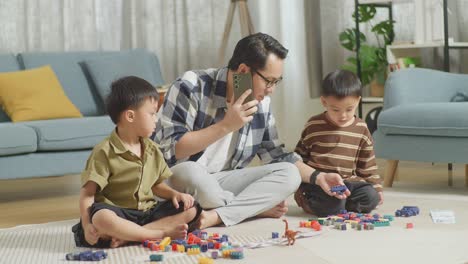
{"left": 295, "top": 112, "right": 382, "bottom": 192}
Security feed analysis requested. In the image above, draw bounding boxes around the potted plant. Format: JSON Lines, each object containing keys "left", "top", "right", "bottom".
{"left": 339, "top": 5, "right": 395, "bottom": 96}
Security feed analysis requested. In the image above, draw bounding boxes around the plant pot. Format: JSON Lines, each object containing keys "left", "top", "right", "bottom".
{"left": 370, "top": 79, "right": 384, "bottom": 97}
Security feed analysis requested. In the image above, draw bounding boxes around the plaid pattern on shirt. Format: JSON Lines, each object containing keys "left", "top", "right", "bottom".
{"left": 154, "top": 67, "right": 300, "bottom": 168}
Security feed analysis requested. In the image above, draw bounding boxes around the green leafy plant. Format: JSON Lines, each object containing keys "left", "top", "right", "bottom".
{"left": 339, "top": 5, "right": 395, "bottom": 86}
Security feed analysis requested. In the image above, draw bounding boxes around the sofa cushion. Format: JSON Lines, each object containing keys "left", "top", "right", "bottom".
{"left": 0, "top": 65, "right": 83, "bottom": 122}
{"left": 21, "top": 116, "right": 114, "bottom": 151}
{"left": 18, "top": 49, "right": 165, "bottom": 117}
{"left": 83, "top": 50, "right": 165, "bottom": 103}
{"left": 0, "top": 54, "right": 21, "bottom": 122}
{"left": 378, "top": 102, "right": 468, "bottom": 137}
{"left": 0, "top": 123, "right": 37, "bottom": 156}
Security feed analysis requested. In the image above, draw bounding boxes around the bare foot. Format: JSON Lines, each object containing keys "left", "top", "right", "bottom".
{"left": 197, "top": 210, "right": 222, "bottom": 230}
{"left": 164, "top": 223, "right": 188, "bottom": 239}
{"left": 110, "top": 237, "right": 128, "bottom": 248}
{"left": 257, "top": 201, "right": 288, "bottom": 218}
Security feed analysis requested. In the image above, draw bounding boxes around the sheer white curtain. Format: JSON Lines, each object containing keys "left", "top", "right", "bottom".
{"left": 0, "top": 0, "right": 233, "bottom": 82}
{"left": 248, "top": 0, "right": 323, "bottom": 150}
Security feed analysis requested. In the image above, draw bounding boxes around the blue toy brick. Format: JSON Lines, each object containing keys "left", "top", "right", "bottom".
{"left": 208, "top": 242, "right": 214, "bottom": 249}
{"left": 65, "top": 252, "right": 80, "bottom": 260}
{"left": 339, "top": 209, "right": 348, "bottom": 214}
{"left": 272, "top": 232, "right": 279, "bottom": 239}
{"left": 66, "top": 250, "right": 107, "bottom": 261}
{"left": 201, "top": 243, "right": 208, "bottom": 252}
{"left": 331, "top": 185, "right": 347, "bottom": 194}
{"left": 402, "top": 206, "right": 420, "bottom": 215}
{"left": 395, "top": 206, "right": 420, "bottom": 217}
{"left": 79, "top": 251, "right": 92, "bottom": 261}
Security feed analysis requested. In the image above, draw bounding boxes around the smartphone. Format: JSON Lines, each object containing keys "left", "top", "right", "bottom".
{"left": 233, "top": 72, "right": 254, "bottom": 103}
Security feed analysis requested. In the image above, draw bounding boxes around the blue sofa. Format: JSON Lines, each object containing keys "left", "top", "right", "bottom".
{"left": 0, "top": 49, "right": 165, "bottom": 179}
{"left": 373, "top": 68, "right": 468, "bottom": 187}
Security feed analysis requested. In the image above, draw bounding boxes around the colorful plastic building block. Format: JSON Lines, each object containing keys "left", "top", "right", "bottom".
{"left": 149, "top": 254, "right": 163, "bottom": 262}
{"left": 187, "top": 247, "right": 201, "bottom": 255}
{"left": 198, "top": 257, "right": 214, "bottom": 264}
{"left": 200, "top": 243, "right": 208, "bottom": 252}
{"left": 330, "top": 185, "right": 347, "bottom": 195}
{"left": 383, "top": 214, "right": 394, "bottom": 221}
{"left": 211, "top": 251, "right": 219, "bottom": 259}
{"left": 230, "top": 251, "right": 245, "bottom": 259}
{"left": 395, "top": 206, "right": 420, "bottom": 217}
{"left": 406, "top": 223, "right": 414, "bottom": 229}
{"left": 272, "top": 232, "right": 279, "bottom": 238}
{"left": 66, "top": 250, "right": 107, "bottom": 261}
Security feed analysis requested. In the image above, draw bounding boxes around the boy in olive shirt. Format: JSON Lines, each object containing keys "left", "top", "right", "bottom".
{"left": 72, "top": 76, "right": 201, "bottom": 248}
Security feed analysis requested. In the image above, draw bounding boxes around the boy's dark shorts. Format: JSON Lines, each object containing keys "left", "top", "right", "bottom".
{"left": 72, "top": 200, "right": 202, "bottom": 248}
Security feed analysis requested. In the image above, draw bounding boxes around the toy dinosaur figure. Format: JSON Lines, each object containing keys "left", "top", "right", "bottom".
{"left": 282, "top": 219, "right": 299, "bottom": 246}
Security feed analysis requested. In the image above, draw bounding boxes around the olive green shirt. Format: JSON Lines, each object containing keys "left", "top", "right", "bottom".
{"left": 81, "top": 129, "right": 172, "bottom": 211}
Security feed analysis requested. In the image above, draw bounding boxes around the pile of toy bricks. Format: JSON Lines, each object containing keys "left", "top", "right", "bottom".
{"left": 299, "top": 220, "right": 322, "bottom": 231}
{"left": 317, "top": 210, "right": 393, "bottom": 231}
{"left": 395, "top": 206, "right": 420, "bottom": 217}
{"left": 143, "top": 230, "right": 244, "bottom": 263}
{"left": 65, "top": 250, "right": 107, "bottom": 261}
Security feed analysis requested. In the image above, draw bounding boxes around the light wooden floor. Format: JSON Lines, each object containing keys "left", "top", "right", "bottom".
{"left": 1, "top": 159, "right": 467, "bottom": 228}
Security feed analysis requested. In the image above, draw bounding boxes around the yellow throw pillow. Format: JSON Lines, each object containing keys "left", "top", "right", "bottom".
{"left": 0, "top": 65, "right": 82, "bottom": 122}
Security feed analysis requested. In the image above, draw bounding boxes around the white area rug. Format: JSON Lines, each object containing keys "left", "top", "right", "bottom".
{"left": 2, "top": 188, "right": 468, "bottom": 264}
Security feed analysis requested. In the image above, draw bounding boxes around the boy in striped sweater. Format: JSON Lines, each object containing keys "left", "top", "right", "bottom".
{"left": 294, "top": 70, "right": 383, "bottom": 216}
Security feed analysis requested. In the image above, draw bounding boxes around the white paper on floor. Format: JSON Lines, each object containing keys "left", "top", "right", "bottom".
{"left": 243, "top": 229, "right": 323, "bottom": 249}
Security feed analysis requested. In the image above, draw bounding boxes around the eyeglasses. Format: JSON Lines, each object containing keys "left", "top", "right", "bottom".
{"left": 255, "top": 70, "right": 283, "bottom": 88}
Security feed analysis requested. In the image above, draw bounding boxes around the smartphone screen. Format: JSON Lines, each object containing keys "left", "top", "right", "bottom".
{"left": 233, "top": 72, "right": 254, "bottom": 103}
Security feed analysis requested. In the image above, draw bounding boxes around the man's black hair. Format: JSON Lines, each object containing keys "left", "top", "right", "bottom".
{"left": 227, "top": 32, "right": 288, "bottom": 71}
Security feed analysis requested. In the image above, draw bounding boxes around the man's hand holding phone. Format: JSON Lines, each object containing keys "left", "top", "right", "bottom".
{"left": 221, "top": 89, "right": 258, "bottom": 132}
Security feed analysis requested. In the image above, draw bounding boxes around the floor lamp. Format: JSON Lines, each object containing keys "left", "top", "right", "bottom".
{"left": 218, "top": 0, "right": 255, "bottom": 66}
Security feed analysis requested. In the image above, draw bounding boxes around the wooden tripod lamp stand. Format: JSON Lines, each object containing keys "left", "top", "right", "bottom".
{"left": 218, "top": 0, "right": 256, "bottom": 66}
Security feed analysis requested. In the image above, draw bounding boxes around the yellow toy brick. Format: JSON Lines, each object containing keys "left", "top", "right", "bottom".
{"left": 198, "top": 257, "right": 214, "bottom": 264}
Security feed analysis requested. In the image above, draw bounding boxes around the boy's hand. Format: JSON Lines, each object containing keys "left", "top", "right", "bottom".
{"left": 378, "top": 191, "right": 384, "bottom": 205}
{"left": 172, "top": 192, "right": 195, "bottom": 210}
{"left": 84, "top": 223, "right": 99, "bottom": 245}
{"left": 316, "top": 172, "right": 351, "bottom": 199}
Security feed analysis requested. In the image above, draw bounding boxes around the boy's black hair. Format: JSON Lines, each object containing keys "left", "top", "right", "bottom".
{"left": 106, "top": 76, "right": 159, "bottom": 124}
{"left": 227, "top": 32, "right": 288, "bottom": 71}
{"left": 321, "top": 70, "right": 362, "bottom": 98}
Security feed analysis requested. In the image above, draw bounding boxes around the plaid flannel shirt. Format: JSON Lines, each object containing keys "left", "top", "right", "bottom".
{"left": 154, "top": 67, "right": 300, "bottom": 168}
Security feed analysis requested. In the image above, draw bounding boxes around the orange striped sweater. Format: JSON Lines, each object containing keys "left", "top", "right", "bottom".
{"left": 295, "top": 112, "right": 382, "bottom": 192}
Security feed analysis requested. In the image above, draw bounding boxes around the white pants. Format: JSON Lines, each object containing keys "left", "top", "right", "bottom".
{"left": 167, "top": 161, "right": 301, "bottom": 226}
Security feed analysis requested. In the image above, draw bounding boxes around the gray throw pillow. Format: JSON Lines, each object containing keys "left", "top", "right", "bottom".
{"left": 83, "top": 51, "right": 160, "bottom": 102}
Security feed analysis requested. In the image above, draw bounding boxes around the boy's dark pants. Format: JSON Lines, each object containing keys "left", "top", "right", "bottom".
{"left": 295, "top": 181, "right": 380, "bottom": 217}
{"left": 72, "top": 201, "right": 202, "bottom": 248}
